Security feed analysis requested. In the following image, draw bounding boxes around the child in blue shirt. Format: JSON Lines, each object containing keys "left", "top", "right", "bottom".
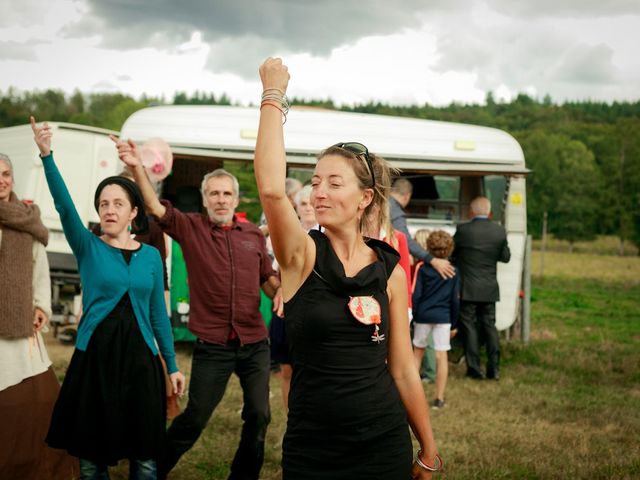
{"left": 412, "top": 230, "right": 459, "bottom": 409}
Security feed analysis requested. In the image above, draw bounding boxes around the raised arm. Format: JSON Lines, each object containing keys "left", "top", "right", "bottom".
{"left": 110, "top": 135, "right": 166, "bottom": 219}
{"left": 30, "top": 116, "right": 89, "bottom": 256}
{"left": 254, "top": 58, "right": 313, "bottom": 297}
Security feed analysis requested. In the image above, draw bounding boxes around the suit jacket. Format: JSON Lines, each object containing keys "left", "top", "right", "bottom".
{"left": 452, "top": 217, "right": 510, "bottom": 303}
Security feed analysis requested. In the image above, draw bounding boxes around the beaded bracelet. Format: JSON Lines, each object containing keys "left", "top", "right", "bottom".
{"left": 415, "top": 451, "right": 443, "bottom": 472}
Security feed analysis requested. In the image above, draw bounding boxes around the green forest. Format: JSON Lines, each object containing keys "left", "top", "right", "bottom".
{"left": 1, "top": 88, "right": 639, "bottom": 253}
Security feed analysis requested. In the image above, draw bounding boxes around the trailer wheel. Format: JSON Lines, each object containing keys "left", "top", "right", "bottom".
{"left": 58, "top": 328, "right": 77, "bottom": 345}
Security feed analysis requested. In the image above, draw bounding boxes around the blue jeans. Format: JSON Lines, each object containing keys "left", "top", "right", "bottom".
{"left": 79, "top": 458, "right": 157, "bottom": 480}
{"left": 161, "top": 338, "right": 271, "bottom": 480}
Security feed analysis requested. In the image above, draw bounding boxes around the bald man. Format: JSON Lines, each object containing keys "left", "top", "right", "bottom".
{"left": 452, "top": 197, "right": 510, "bottom": 380}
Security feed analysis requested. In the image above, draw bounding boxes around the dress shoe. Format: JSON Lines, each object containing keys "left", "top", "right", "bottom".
{"left": 486, "top": 370, "right": 500, "bottom": 381}
{"left": 465, "top": 370, "right": 485, "bottom": 380}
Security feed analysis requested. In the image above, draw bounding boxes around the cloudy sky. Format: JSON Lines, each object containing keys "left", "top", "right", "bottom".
{"left": 1, "top": 0, "right": 639, "bottom": 106}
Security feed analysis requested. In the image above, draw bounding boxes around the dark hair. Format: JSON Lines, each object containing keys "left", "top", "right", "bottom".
{"left": 427, "top": 230, "right": 454, "bottom": 259}
{"left": 94, "top": 176, "right": 149, "bottom": 234}
{"left": 318, "top": 146, "right": 397, "bottom": 234}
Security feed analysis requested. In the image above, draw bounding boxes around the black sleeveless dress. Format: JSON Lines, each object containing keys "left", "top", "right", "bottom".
{"left": 282, "top": 230, "right": 412, "bottom": 480}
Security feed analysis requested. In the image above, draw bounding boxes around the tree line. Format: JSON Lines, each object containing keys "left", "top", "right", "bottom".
{"left": 1, "top": 88, "right": 639, "bottom": 253}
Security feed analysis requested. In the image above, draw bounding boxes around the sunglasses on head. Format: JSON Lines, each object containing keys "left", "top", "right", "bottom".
{"left": 332, "top": 142, "right": 375, "bottom": 188}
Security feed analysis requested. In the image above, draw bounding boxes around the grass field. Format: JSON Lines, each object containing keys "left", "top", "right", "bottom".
{"left": 45, "top": 250, "right": 640, "bottom": 479}
{"left": 532, "top": 235, "right": 639, "bottom": 257}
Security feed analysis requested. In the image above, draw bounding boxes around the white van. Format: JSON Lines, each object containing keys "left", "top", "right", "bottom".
{"left": 0, "top": 122, "right": 121, "bottom": 331}
{"left": 121, "top": 105, "right": 529, "bottom": 331}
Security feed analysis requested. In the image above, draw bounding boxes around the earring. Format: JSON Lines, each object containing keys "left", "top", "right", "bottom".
{"left": 127, "top": 224, "right": 132, "bottom": 233}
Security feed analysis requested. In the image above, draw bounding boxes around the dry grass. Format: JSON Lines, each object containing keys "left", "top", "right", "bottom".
{"left": 44, "top": 247, "right": 640, "bottom": 479}
{"left": 532, "top": 250, "right": 640, "bottom": 283}
{"left": 532, "top": 235, "right": 639, "bottom": 257}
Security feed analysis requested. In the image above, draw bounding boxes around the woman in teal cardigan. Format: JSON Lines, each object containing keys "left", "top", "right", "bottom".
{"left": 30, "top": 117, "right": 185, "bottom": 480}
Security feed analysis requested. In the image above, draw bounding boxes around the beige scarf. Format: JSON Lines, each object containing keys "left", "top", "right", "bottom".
{"left": 0, "top": 192, "right": 49, "bottom": 338}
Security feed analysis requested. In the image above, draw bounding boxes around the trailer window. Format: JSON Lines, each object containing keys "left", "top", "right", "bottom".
{"left": 483, "top": 175, "right": 508, "bottom": 223}
{"left": 408, "top": 175, "right": 460, "bottom": 221}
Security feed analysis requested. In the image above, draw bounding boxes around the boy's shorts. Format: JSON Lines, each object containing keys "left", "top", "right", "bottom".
{"left": 412, "top": 323, "right": 451, "bottom": 351}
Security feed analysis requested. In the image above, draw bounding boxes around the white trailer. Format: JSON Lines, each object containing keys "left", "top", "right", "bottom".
{"left": 121, "top": 105, "right": 529, "bottom": 331}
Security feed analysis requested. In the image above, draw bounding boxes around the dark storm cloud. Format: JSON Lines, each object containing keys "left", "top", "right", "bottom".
{"left": 63, "top": 0, "right": 463, "bottom": 75}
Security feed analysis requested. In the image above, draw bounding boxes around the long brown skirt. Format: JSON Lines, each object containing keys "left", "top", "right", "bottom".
{"left": 0, "top": 367, "right": 78, "bottom": 479}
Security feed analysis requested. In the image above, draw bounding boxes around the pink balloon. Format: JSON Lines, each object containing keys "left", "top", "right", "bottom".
{"left": 141, "top": 137, "right": 173, "bottom": 183}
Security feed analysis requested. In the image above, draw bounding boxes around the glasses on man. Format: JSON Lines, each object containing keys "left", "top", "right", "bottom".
{"left": 332, "top": 142, "right": 376, "bottom": 188}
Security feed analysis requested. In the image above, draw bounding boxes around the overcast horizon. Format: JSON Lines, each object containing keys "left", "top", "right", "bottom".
{"left": 2, "top": 0, "right": 639, "bottom": 107}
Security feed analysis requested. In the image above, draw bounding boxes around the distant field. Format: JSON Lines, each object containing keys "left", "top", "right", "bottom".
{"left": 45, "top": 250, "right": 640, "bottom": 479}
{"left": 532, "top": 235, "right": 639, "bottom": 257}
{"left": 532, "top": 249, "right": 640, "bottom": 282}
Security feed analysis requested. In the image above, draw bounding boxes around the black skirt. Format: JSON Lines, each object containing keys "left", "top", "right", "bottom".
{"left": 46, "top": 294, "right": 166, "bottom": 465}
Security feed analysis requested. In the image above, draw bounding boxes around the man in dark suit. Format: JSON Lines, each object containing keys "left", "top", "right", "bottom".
{"left": 453, "top": 197, "right": 510, "bottom": 380}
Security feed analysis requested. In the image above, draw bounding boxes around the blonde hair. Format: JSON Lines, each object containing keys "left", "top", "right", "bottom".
{"left": 414, "top": 229, "right": 432, "bottom": 251}
{"left": 318, "top": 146, "right": 398, "bottom": 236}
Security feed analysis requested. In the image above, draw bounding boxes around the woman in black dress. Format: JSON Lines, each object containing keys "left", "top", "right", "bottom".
{"left": 254, "top": 60, "right": 441, "bottom": 480}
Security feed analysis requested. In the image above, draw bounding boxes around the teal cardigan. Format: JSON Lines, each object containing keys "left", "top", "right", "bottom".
{"left": 41, "top": 153, "right": 178, "bottom": 373}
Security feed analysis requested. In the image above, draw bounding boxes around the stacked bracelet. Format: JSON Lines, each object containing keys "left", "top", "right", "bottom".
{"left": 415, "top": 451, "right": 443, "bottom": 472}
{"left": 261, "top": 89, "right": 290, "bottom": 124}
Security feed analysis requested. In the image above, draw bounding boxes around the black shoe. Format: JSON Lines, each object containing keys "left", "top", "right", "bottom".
{"left": 432, "top": 398, "right": 446, "bottom": 409}
{"left": 466, "top": 370, "right": 485, "bottom": 380}
{"left": 486, "top": 370, "right": 500, "bottom": 381}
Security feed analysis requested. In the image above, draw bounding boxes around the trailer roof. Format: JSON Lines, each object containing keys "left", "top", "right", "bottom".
{"left": 121, "top": 105, "right": 527, "bottom": 174}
